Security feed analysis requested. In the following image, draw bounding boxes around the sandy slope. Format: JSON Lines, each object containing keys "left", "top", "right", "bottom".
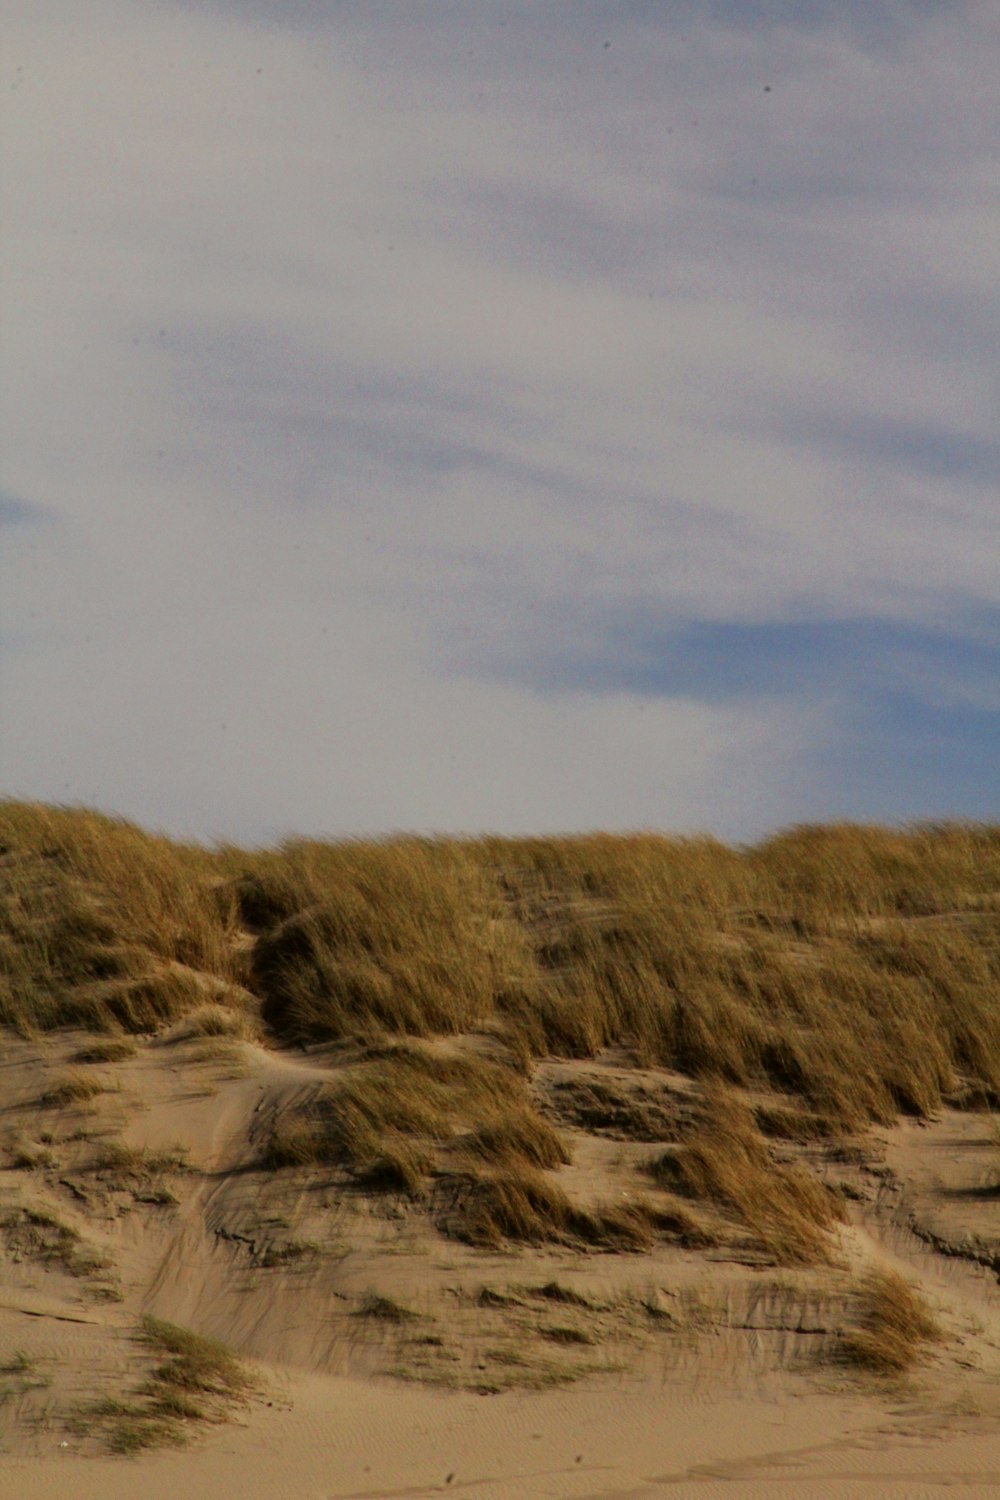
{"left": 4, "top": 1364, "right": 1000, "bottom": 1500}
{"left": 2, "top": 1029, "right": 999, "bottom": 1499}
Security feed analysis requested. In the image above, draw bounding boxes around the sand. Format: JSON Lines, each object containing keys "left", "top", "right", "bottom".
{"left": 2, "top": 1028, "right": 998, "bottom": 1499}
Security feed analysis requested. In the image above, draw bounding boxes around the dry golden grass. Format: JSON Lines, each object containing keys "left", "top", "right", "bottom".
{"left": 72, "top": 1037, "right": 138, "bottom": 1064}
{"left": 649, "top": 1085, "right": 843, "bottom": 1264}
{"left": 438, "top": 1167, "right": 669, "bottom": 1252}
{"left": 0, "top": 801, "right": 242, "bottom": 1035}
{"left": 40, "top": 1069, "right": 110, "bottom": 1107}
{"left": 240, "top": 837, "right": 519, "bottom": 1044}
{"left": 836, "top": 1267, "right": 941, "bottom": 1375}
{"left": 4, "top": 803, "right": 1000, "bottom": 1260}
{"left": 263, "top": 1043, "right": 566, "bottom": 1194}
{"left": 173, "top": 1002, "right": 257, "bottom": 1040}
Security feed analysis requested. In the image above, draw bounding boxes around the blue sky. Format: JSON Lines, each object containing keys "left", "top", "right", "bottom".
{"left": 1, "top": 0, "right": 997, "bottom": 843}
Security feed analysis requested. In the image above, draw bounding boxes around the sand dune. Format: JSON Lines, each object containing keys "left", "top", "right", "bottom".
{"left": 2, "top": 1026, "right": 998, "bottom": 1499}
{"left": 2, "top": 812, "right": 1000, "bottom": 1494}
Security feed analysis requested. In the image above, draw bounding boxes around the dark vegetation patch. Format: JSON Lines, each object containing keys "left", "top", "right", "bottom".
{"left": 545, "top": 1073, "right": 683, "bottom": 1141}
{"left": 356, "top": 1293, "right": 417, "bottom": 1322}
{"left": 530, "top": 1280, "right": 594, "bottom": 1307}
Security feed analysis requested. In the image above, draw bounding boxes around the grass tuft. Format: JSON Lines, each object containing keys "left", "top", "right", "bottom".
{"left": 73, "top": 1317, "right": 253, "bottom": 1454}
{"left": 41, "top": 1070, "right": 109, "bottom": 1107}
{"left": 356, "top": 1293, "right": 417, "bottom": 1322}
{"left": 648, "top": 1085, "right": 842, "bottom": 1263}
{"left": 836, "top": 1268, "right": 941, "bottom": 1375}
{"left": 72, "top": 1038, "right": 138, "bottom": 1064}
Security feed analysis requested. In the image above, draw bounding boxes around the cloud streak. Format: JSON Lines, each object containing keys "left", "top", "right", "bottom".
{"left": 1, "top": 0, "right": 997, "bottom": 840}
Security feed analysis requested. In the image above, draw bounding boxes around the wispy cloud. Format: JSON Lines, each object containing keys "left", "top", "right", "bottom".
{"left": 0, "top": 492, "right": 51, "bottom": 527}
{"left": 1, "top": 0, "right": 997, "bottom": 839}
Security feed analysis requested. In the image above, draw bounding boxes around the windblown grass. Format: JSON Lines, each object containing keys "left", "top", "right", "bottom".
{"left": 72, "top": 1038, "right": 138, "bottom": 1064}
{"left": 438, "top": 1168, "right": 668, "bottom": 1252}
{"left": 3, "top": 804, "right": 1000, "bottom": 1258}
{"left": 836, "top": 1267, "right": 941, "bottom": 1375}
{"left": 242, "top": 838, "right": 520, "bottom": 1044}
{"left": 648, "top": 1085, "right": 843, "bottom": 1263}
{"left": 74, "top": 1316, "right": 252, "bottom": 1453}
{"left": 0, "top": 801, "right": 242, "bottom": 1035}
{"left": 263, "top": 1042, "right": 567, "bottom": 1193}
{"left": 40, "top": 1070, "right": 109, "bottom": 1107}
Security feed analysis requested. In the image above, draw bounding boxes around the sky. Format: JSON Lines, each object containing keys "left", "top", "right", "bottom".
{"left": 2, "top": 0, "right": 998, "bottom": 846}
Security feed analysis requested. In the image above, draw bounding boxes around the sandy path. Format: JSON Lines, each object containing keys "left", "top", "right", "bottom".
{"left": 3, "top": 1363, "right": 999, "bottom": 1500}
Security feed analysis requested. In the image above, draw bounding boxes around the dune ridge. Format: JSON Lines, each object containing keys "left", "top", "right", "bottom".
{"left": 1, "top": 802, "right": 999, "bottom": 1496}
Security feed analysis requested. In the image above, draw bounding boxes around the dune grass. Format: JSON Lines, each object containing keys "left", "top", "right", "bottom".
{"left": 72, "top": 1037, "right": 138, "bottom": 1064}
{"left": 3, "top": 803, "right": 1000, "bottom": 1260}
{"left": 40, "top": 1069, "right": 110, "bottom": 1107}
{"left": 73, "top": 1316, "right": 253, "bottom": 1453}
{"left": 0, "top": 1203, "right": 111, "bottom": 1280}
{"left": 0, "top": 801, "right": 242, "bottom": 1035}
{"left": 437, "top": 1167, "right": 672, "bottom": 1252}
{"left": 263, "top": 1042, "right": 567, "bottom": 1194}
{"left": 836, "top": 1267, "right": 941, "bottom": 1375}
{"left": 648, "top": 1085, "right": 843, "bottom": 1264}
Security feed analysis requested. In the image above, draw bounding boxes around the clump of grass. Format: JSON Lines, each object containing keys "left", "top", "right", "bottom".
{"left": 440, "top": 1169, "right": 664, "bottom": 1252}
{"left": 141, "top": 1315, "right": 251, "bottom": 1398}
{"left": 477, "top": 1286, "right": 523, "bottom": 1308}
{"left": 93, "top": 1141, "right": 189, "bottom": 1171}
{"left": 540, "top": 1325, "right": 594, "bottom": 1345}
{"left": 460, "top": 1110, "right": 570, "bottom": 1171}
{"left": 174, "top": 1002, "right": 256, "bottom": 1040}
{"left": 0, "top": 1204, "right": 111, "bottom": 1279}
{"left": 188, "top": 1035, "right": 251, "bottom": 1072}
{"left": 73, "top": 1316, "right": 252, "bottom": 1453}
{"left": 546, "top": 1074, "right": 681, "bottom": 1141}
{"left": 259, "top": 1239, "right": 321, "bottom": 1268}
{"left": 72, "top": 1038, "right": 138, "bottom": 1064}
{"left": 356, "top": 1293, "right": 416, "bottom": 1323}
{"left": 531, "top": 1280, "right": 593, "bottom": 1307}
{"left": 648, "top": 1085, "right": 842, "bottom": 1263}
{"left": 90, "top": 1141, "right": 190, "bottom": 1191}
{"left": 6, "top": 1135, "right": 53, "bottom": 1170}
{"left": 262, "top": 1044, "right": 559, "bottom": 1193}
{"left": 0, "top": 1349, "right": 52, "bottom": 1398}
{"left": 41, "top": 1070, "right": 108, "bottom": 1107}
{"left": 754, "top": 1102, "right": 838, "bottom": 1142}
{"left": 439, "top": 1170, "right": 575, "bottom": 1249}
{"left": 351, "top": 1140, "right": 432, "bottom": 1195}
{"left": 836, "top": 1268, "right": 941, "bottom": 1375}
